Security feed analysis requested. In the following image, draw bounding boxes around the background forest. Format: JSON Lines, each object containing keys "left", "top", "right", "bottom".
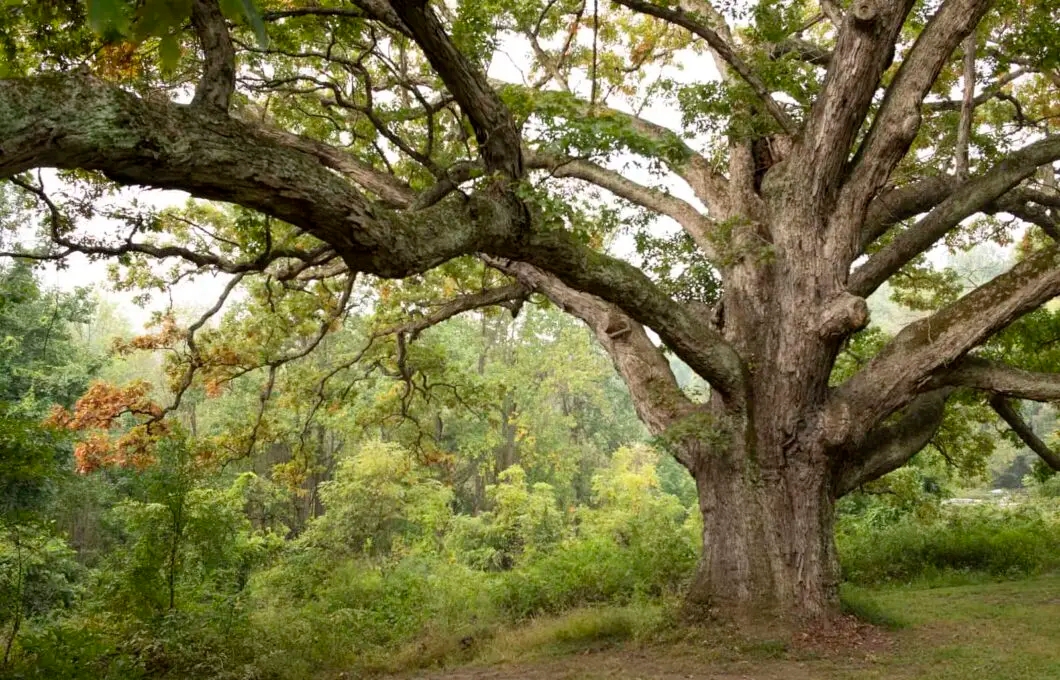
{"left": 2, "top": 220, "right": 1060, "bottom": 678}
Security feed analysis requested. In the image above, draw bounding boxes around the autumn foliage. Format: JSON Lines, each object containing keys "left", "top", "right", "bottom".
{"left": 47, "top": 380, "right": 167, "bottom": 473}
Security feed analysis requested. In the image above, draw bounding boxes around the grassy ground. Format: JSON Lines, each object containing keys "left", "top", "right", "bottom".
{"left": 383, "top": 574, "right": 1060, "bottom": 680}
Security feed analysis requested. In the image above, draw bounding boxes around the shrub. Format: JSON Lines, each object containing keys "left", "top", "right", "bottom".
{"left": 838, "top": 502, "right": 1060, "bottom": 586}
{"left": 495, "top": 447, "right": 698, "bottom": 618}
{"left": 250, "top": 554, "right": 496, "bottom": 678}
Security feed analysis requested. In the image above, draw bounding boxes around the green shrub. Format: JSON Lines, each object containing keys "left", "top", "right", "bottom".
{"left": 250, "top": 554, "right": 497, "bottom": 677}
{"left": 838, "top": 502, "right": 1060, "bottom": 586}
{"left": 299, "top": 441, "right": 454, "bottom": 558}
{"left": 446, "top": 465, "right": 568, "bottom": 571}
{"left": 10, "top": 615, "right": 145, "bottom": 680}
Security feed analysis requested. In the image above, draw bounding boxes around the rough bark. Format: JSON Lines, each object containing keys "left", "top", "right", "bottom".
{"left": 189, "top": 0, "right": 236, "bottom": 111}
{"left": 686, "top": 436, "right": 840, "bottom": 621}
{"left": 833, "top": 389, "right": 954, "bottom": 495}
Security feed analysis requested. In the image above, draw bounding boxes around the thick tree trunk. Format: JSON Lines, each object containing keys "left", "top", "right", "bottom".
{"left": 684, "top": 432, "right": 839, "bottom": 623}
{"left": 680, "top": 219, "right": 847, "bottom": 623}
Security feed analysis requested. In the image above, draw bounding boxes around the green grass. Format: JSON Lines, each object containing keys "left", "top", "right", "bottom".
{"left": 848, "top": 575, "right": 1060, "bottom": 680}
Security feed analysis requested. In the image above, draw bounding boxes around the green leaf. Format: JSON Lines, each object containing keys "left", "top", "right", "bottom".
{"left": 132, "top": 0, "right": 191, "bottom": 41}
{"left": 158, "top": 33, "right": 181, "bottom": 74}
{"left": 240, "top": 0, "right": 269, "bottom": 47}
{"left": 86, "top": 0, "right": 131, "bottom": 38}
{"left": 219, "top": 0, "right": 269, "bottom": 47}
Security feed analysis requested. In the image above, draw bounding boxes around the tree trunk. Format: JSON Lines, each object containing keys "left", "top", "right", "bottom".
{"left": 679, "top": 221, "right": 847, "bottom": 623}
{"left": 685, "top": 431, "right": 839, "bottom": 623}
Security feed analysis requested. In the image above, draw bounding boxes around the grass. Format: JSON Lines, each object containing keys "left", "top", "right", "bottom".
{"left": 375, "top": 600, "right": 672, "bottom": 675}
{"left": 852, "top": 575, "right": 1060, "bottom": 680}
{"left": 384, "top": 573, "right": 1060, "bottom": 680}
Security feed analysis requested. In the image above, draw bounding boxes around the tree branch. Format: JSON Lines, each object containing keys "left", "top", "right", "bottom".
{"left": 819, "top": 0, "right": 843, "bottom": 27}
{"left": 190, "top": 0, "right": 236, "bottom": 112}
{"left": 989, "top": 395, "right": 1060, "bottom": 471}
{"left": 862, "top": 175, "right": 1060, "bottom": 253}
{"left": 387, "top": 283, "right": 530, "bottom": 340}
{"left": 850, "top": 136, "right": 1060, "bottom": 297}
{"left": 832, "top": 388, "right": 954, "bottom": 496}
{"left": 955, "top": 33, "right": 976, "bottom": 177}
{"left": 989, "top": 192, "right": 1060, "bottom": 241}
{"left": 524, "top": 149, "right": 720, "bottom": 260}
{"left": 494, "top": 230, "right": 746, "bottom": 403}
{"left": 5, "top": 175, "right": 337, "bottom": 275}
{"left": 483, "top": 256, "right": 701, "bottom": 468}
{"left": 509, "top": 86, "right": 730, "bottom": 214}
{"left": 768, "top": 37, "right": 832, "bottom": 67}
{"left": 923, "top": 68, "right": 1027, "bottom": 112}
{"left": 860, "top": 175, "right": 959, "bottom": 250}
{"left": 0, "top": 70, "right": 747, "bottom": 407}
{"left": 931, "top": 356, "right": 1060, "bottom": 401}
{"left": 612, "top": 0, "right": 796, "bottom": 136}
{"left": 253, "top": 125, "right": 416, "bottom": 208}
{"left": 386, "top": 0, "right": 524, "bottom": 179}
{"left": 801, "top": 0, "right": 917, "bottom": 205}
{"left": 0, "top": 71, "right": 517, "bottom": 279}
{"left": 830, "top": 0, "right": 991, "bottom": 253}
{"left": 831, "top": 243, "right": 1060, "bottom": 443}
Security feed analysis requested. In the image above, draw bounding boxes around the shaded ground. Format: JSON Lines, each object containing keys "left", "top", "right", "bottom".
{"left": 397, "top": 574, "right": 1060, "bottom": 680}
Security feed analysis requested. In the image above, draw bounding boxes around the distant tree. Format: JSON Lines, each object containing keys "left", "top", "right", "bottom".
{"left": 0, "top": 261, "right": 97, "bottom": 408}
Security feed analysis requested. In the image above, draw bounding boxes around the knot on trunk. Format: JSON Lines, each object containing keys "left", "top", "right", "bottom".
{"left": 852, "top": 0, "right": 878, "bottom": 25}
{"left": 819, "top": 293, "right": 869, "bottom": 338}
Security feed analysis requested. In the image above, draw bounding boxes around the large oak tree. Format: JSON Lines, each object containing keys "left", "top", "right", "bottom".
{"left": 3, "top": 0, "right": 1060, "bottom": 621}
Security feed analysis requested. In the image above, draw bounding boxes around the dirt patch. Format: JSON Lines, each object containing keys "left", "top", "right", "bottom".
{"left": 789, "top": 614, "right": 894, "bottom": 657}
{"left": 404, "top": 648, "right": 820, "bottom": 680}
{"left": 399, "top": 630, "right": 891, "bottom": 680}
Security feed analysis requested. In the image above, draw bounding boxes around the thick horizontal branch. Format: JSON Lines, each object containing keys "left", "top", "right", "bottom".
{"left": 931, "top": 356, "right": 1060, "bottom": 401}
{"left": 612, "top": 0, "right": 796, "bottom": 136}
{"left": 850, "top": 136, "right": 1060, "bottom": 297}
{"left": 190, "top": 0, "right": 236, "bottom": 111}
{"left": 253, "top": 126, "right": 415, "bottom": 208}
{"left": 0, "top": 71, "right": 746, "bottom": 406}
{"left": 525, "top": 150, "right": 719, "bottom": 260}
{"left": 830, "top": 244, "right": 1060, "bottom": 443}
{"left": 989, "top": 395, "right": 1060, "bottom": 471}
{"left": 0, "top": 72, "right": 514, "bottom": 278}
{"left": 862, "top": 176, "right": 1060, "bottom": 252}
{"left": 832, "top": 387, "right": 954, "bottom": 496}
